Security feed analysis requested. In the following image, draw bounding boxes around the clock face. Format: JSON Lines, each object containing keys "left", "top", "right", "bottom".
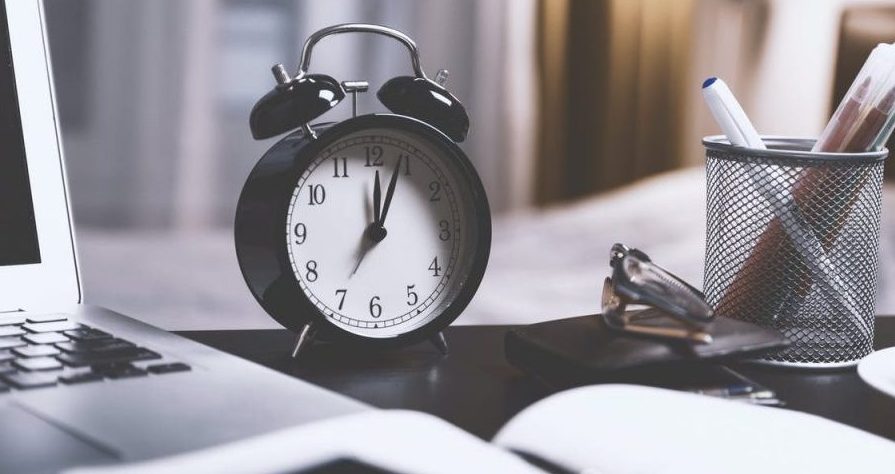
{"left": 285, "top": 126, "right": 481, "bottom": 338}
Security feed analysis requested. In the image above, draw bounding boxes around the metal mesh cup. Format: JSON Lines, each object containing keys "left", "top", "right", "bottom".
{"left": 703, "top": 136, "right": 887, "bottom": 368}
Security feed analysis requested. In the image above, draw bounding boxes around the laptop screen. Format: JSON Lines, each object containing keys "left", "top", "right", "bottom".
{"left": 0, "top": 2, "right": 41, "bottom": 267}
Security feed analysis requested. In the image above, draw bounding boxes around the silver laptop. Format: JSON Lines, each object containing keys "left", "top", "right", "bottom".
{"left": 0, "top": 2, "right": 367, "bottom": 472}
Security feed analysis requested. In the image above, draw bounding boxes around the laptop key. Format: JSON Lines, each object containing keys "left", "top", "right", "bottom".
{"left": 0, "top": 350, "right": 13, "bottom": 363}
{"left": 59, "top": 371, "right": 105, "bottom": 385}
{"left": 26, "top": 314, "right": 68, "bottom": 323}
{"left": 0, "top": 315, "right": 26, "bottom": 326}
{"left": 63, "top": 328, "right": 111, "bottom": 341}
{"left": 0, "top": 362, "right": 16, "bottom": 374}
{"left": 24, "top": 332, "right": 69, "bottom": 345}
{"left": 2, "top": 371, "right": 58, "bottom": 389}
{"left": 0, "top": 326, "right": 25, "bottom": 337}
{"left": 95, "top": 364, "right": 147, "bottom": 379}
{"left": 13, "top": 345, "right": 61, "bottom": 358}
{"left": 0, "top": 381, "right": 8, "bottom": 393}
{"left": 146, "top": 362, "right": 191, "bottom": 374}
{"left": 0, "top": 337, "right": 26, "bottom": 350}
{"left": 57, "top": 348, "right": 160, "bottom": 368}
{"left": 56, "top": 339, "right": 135, "bottom": 354}
{"left": 23, "top": 321, "right": 81, "bottom": 333}
{"left": 14, "top": 357, "right": 63, "bottom": 372}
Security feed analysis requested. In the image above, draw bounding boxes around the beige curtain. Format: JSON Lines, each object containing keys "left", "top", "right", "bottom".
{"left": 835, "top": 5, "right": 895, "bottom": 180}
{"left": 535, "top": 0, "right": 695, "bottom": 205}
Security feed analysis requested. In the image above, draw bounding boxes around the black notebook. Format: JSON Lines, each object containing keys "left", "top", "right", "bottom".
{"left": 505, "top": 312, "right": 788, "bottom": 389}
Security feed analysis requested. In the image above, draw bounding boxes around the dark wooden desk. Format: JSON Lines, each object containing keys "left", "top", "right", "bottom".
{"left": 178, "top": 317, "right": 895, "bottom": 441}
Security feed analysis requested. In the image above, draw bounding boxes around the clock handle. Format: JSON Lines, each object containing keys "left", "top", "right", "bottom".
{"left": 294, "top": 24, "right": 428, "bottom": 80}
{"left": 290, "top": 323, "right": 317, "bottom": 359}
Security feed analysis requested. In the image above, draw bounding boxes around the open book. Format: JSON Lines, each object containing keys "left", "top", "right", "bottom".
{"left": 70, "top": 384, "right": 895, "bottom": 474}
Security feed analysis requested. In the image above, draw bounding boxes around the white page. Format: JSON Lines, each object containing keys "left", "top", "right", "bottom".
{"left": 494, "top": 384, "right": 895, "bottom": 474}
{"left": 68, "top": 410, "right": 543, "bottom": 474}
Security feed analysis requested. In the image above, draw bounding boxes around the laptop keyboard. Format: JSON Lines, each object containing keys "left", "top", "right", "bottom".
{"left": 0, "top": 313, "right": 190, "bottom": 392}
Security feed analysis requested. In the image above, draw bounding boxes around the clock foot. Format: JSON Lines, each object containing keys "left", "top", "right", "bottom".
{"left": 290, "top": 323, "right": 316, "bottom": 359}
{"left": 429, "top": 332, "right": 448, "bottom": 355}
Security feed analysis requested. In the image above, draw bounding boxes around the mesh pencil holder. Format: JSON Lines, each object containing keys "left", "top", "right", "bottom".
{"left": 702, "top": 136, "right": 886, "bottom": 368}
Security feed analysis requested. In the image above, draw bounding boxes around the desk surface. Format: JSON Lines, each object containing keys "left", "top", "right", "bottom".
{"left": 178, "top": 317, "right": 895, "bottom": 441}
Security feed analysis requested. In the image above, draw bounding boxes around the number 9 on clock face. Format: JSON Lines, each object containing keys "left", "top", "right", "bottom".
{"left": 284, "top": 122, "right": 489, "bottom": 341}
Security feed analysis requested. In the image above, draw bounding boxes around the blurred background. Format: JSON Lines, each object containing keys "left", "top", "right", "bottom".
{"left": 42, "top": 0, "right": 895, "bottom": 329}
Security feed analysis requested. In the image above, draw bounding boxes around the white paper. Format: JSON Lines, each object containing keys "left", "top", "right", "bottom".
{"left": 67, "top": 410, "right": 543, "bottom": 474}
{"left": 494, "top": 384, "right": 895, "bottom": 474}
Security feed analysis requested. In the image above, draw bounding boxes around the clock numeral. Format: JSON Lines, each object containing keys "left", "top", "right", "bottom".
{"left": 401, "top": 153, "right": 412, "bottom": 176}
{"left": 293, "top": 223, "right": 307, "bottom": 244}
{"left": 438, "top": 220, "right": 451, "bottom": 241}
{"left": 429, "top": 181, "right": 442, "bottom": 202}
{"left": 335, "top": 289, "right": 347, "bottom": 310}
{"left": 307, "top": 184, "right": 326, "bottom": 206}
{"left": 406, "top": 285, "right": 418, "bottom": 306}
{"left": 305, "top": 260, "right": 318, "bottom": 282}
{"left": 429, "top": 257, "right": 442, "bottom": 277}
{"left": 369, "top": 296, "right": 382, "bottom": 318}
{"left": 364, "top": 146, "right": 384, "bottom": 167}
{"left": 332, "top": 157, "right": 348, "bottom": 178}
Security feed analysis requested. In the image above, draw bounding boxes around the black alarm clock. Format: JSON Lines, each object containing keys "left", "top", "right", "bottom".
{"left": 235, "top": 24, "right": 491, "bottom": 358}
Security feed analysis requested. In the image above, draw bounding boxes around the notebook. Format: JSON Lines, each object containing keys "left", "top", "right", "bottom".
{"left": 69, "top": 385, "right": 895, "bottom": 474}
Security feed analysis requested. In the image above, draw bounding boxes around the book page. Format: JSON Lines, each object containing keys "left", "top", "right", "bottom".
{"left": 493, "top": 384, "right": 895, "bottom": 473}
{"left": 68, "top": 410, "right": 543, "bottom": 474}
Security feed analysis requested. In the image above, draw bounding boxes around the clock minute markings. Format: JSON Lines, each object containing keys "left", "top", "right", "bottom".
{"left": 282, "top": 129, "right": 468, "bottom": 347}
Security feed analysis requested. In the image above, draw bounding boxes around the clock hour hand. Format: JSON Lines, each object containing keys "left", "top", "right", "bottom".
{"left": 378, "top": 156, "right": 402, "bottom": 227}
{"left": 373, "top": 170, "right": 382, "bottom": 225}
{"left": 366, "top": 168, "right": 388, "bottom": 244}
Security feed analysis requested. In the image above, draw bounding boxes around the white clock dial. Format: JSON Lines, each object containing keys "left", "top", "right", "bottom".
{"left": 286, "top": 128, "right": 473, "bottom": 337}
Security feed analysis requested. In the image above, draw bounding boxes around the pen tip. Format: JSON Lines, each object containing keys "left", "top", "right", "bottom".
{"left": 702, "top": 77, "right": 718, "bottom": 89}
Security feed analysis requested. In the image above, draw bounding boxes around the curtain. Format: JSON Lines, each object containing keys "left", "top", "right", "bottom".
{"left": 535, "top": 0, "right": 697, "bottom": 204}
{"left": 44, "top": 0, "right": 538, "bottom": 230}
{"left": 834, "top": 4, "right": 895, "bottom": 179}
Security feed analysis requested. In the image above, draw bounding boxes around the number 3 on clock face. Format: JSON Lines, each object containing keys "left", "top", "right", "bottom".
{"left": 285, "top": 127, "right": 483, "bottom": 339}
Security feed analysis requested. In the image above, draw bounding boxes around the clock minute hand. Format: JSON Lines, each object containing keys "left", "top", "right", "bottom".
{"left": 379, "top": 156, "right": 402, "bottom": 227}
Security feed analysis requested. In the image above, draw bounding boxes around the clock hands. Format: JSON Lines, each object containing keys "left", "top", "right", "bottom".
{"left": 364, "top": 156, "right": 402, "bottom": 244}
{"left": 353, "top": 157, "right": 402, "bottom": 277}
{"left": 379, "top": 155, "right": 402, "bottom": 227}
{"left": 373, "top": 170, "right": 382, "bottom": 225}
{"left": 350, "top": 237, "right": 374, "bottom": 277}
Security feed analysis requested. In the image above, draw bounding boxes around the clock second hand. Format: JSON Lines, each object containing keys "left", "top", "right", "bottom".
{"left": 350, "top": 237, "right": 374, "bottom": 277}
{"left": 351, "top": 173, "right": 380, "bottom": 277}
